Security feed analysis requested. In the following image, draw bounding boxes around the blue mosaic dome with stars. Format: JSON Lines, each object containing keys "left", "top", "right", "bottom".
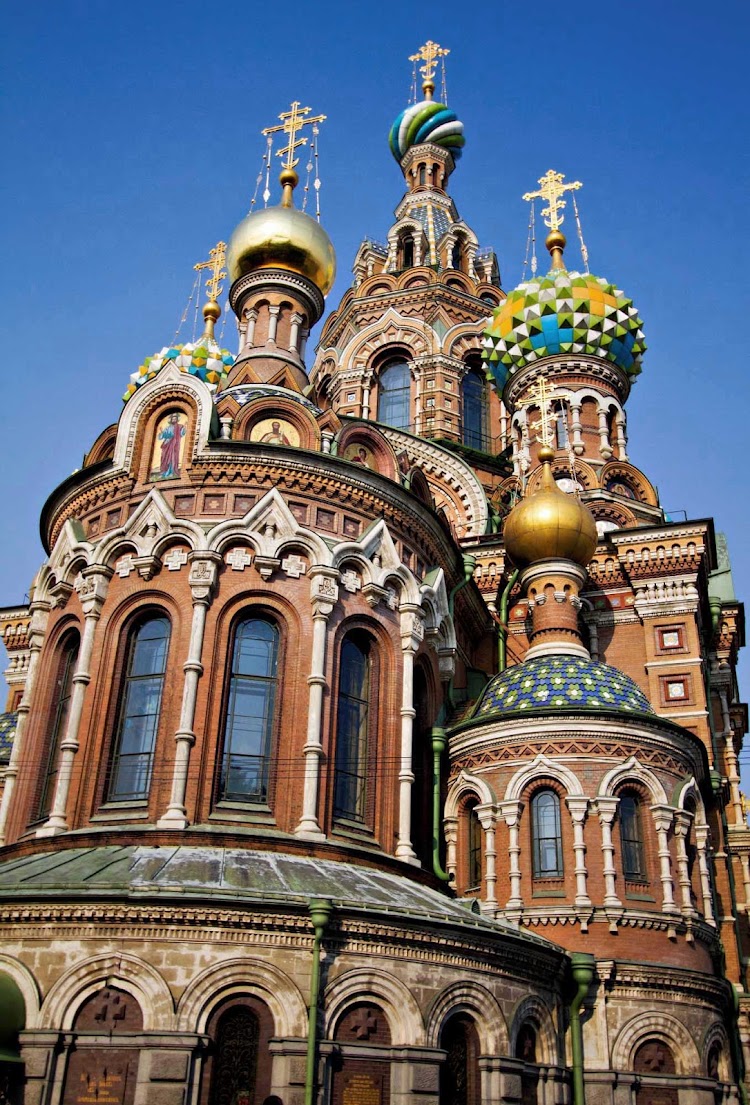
{"left": 473, "top": 656, "right": 653, "bottom": 719}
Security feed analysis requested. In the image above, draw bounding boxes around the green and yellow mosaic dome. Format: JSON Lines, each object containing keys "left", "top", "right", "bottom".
{"left": 482, "top": 270, "right": 646, "bottom": 394}
{"left": 123, "top": 337, "right": 234, "bottom": 402}
{"left": 473, "top": 655, "right": 653, "bottom": 719}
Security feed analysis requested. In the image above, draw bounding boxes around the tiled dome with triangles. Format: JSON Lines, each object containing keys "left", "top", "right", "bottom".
{"left": 472, "top": 655, "right": 653, "bottom": 719}
{"left": 482, "top": 270, "right": 645, "bottom": 393}
{"left": 123, "top": 338, "right": 234, "bottom": 402}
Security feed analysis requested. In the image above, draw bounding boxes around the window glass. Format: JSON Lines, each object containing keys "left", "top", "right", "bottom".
{"left": 462, "top": 370, "right": 486, "bottom": 450}
{"left": 620, "top": 794, "right": 645, "bottom": 878}
{"left": 220, "top": 619, "right": 279, "bottom": 803}
{"left": 108, "top": 617, "right": 170, "bottom": 802}
{"left": 377, "top": 362, "right": 411, "bottom": 429}
{"left": 334, "top": 637, "right": 371, "bottom": 821}
{"left": 467, "top": 799, "right": 482, "bottom": 888}
{"left": 531, "top": 790, "right": 563, "bottom": 877}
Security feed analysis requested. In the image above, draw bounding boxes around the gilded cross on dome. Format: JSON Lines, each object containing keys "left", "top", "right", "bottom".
{"left": 409, "top": 39, "right": 449, "bottom": 99}
{"left": 523, "top": 169, "right": 583, "bottom": 232}
{"left": 194, "top": 241, "right": 227, "bottom": 303}
{"left": 523, "top": 376, "right": 559, "bottom": 448}
{"left": 263, "top": 101, "right": 327, "bottom": 171}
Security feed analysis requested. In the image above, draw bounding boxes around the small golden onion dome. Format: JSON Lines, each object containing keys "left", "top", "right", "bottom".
{"left": 503, "top": 446, "right": 598, "bottom": 568}
{"left": 226, "top": 204, "right": 336, "bottom": 295}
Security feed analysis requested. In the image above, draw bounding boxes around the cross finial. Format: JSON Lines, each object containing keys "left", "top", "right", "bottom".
{"left": 523, "top": 169, "right": 583, "bottom": 233}
{"left": 263, "top": 101, "right": 327, "bottom": 172}
{"left": 194, "top": 241, "right": 227, "bottom": 304}
{"left": 409, "top": 40, "right": 449, "bottom": 99}
{"left": 522, "top": 376, "right": 559, "bottom": 449}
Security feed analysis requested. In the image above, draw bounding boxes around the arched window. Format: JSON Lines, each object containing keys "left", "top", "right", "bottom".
{"left": 555, "top": 403, "right": 569, "bottom": 449}
{"left": 334, "top": 635, "right": 372, "bottom": 822}
{"left": 220, "top": 618, "right": 279, "bottom": 804}
{"left": 451, "top": 239, "right": 463, "bottom": 270}
{"left": 531, "top": 790, "right": 563, "bottom": 878}
{"left": 619, "top": 792, "right": 645, "bottom": 879}
{"left": 466, "top": 798, "right": 482, "bottom": 890}
{"left": 37, "top": 630, "right": 79, "bottom": 818}
{"left": 107, "top": 616, "right": 170, "bottom": 802}
{"left": 400, "top": 234, "right": 415, "bottom": 269}
{"left": 377, "top": 361, "right": 411, "bottom": 429}
{"left": 515, "top": 1024, "right": 539, "bottom": 1105}
{"left": 418, "top": 165, "right": 426, "bottom": 186}
{"left": 439, "top": 1014, "right": 480, "bottom": 1105}
{"left": 461, "top": 369, "right": 487, "bottom": 450}
{"left": 201, "top": 997, "right": 275, "bottom": 1105}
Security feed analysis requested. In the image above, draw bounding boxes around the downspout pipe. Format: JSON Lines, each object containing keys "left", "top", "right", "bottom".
{"left": 568, "top": 952, "right": 595, "bottom": 1105}
{"left": 305, "top": 898, "right": 333, "bottom": 1105}
{"left": 497, "top": 568, "right": 519, "bottom": 673}
{"left": 430, "top": 554, "right": 478, "bottom": 883}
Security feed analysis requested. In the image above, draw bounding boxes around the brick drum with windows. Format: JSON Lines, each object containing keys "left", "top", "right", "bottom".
{"left": 0, "top": 41, "right": 748, "bottom": 1105}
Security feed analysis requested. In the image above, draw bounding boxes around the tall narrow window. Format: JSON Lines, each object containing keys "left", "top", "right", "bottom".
{"left": 107, "top": 617, "right": 170, "bottom": 802}
{"left": 555, "top": 404, "right": 569, "bottom": 448}
{"left": 462, "top": 369, "right": 487, "bottom": 450}
{"left": 334, "top": 636, "right": 371, "bottom": 822}
{"left": 401, "top": 234, "right": 415, "bottom": 268}
{"left": 220, "top": 618, "right": 279, "bottom": 804}
{"left": 467, "top": 798, "right": 482, "bottom": 889}
{"left": 38, "top": 631, "right": 79, "bottom": 818}
{"left": 619, "top": 793, "right": 645, "bottom": 878}
{"left": 451, "top": 239, "right": 463, "bottom": 270}
{"left": 377, "top": 362, "right": 411, "bottom": 429}
{"left": 531, "top": 790, "right": 563, "bottom": 878}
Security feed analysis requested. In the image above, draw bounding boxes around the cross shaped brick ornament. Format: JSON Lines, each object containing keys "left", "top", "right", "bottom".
{"left": 351, "top": 1007, "right": 378, "bottom": 1040}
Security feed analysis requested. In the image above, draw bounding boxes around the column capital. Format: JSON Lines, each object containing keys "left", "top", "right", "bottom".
{"left": 76, "top": 564, "right": 113, "bottom": 615}
{"left": 188, "top": 551, "right": 222, "bottom": 601}
{"left": 498, "top": 799, "right": 523, "bottom": 826}
{"left": 651, "top": 803, "right": 676, "bottom": 831}
{"left": 593, "top": 796, "right": 619, "bottom": 823}
{"left": 566, "top": 796, "right": 591, "bottom": 822}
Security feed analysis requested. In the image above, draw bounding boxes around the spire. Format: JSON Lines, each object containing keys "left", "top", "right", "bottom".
{"left": 194, "top": 240, "right": 226, "bottom": 339}
{"left": 262, "top": 101, "right": 327, "bottom": 208}
{"left": 523, "top": 169, "right": 583, "bottom": 270}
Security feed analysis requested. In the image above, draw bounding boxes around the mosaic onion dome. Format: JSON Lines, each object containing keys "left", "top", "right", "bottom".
{"left": 473, "top": 654, "right": 653, "bottom": 719}
{"left": 123, "top": 334, "right": 234, "bottom": 402}
{"left": 483, "top": 268, "right": 646, "bottom": 394}
{"left": 227, "top": 189, "right": 336, "bottom": 296}
{"left": 503, "top": 446, "right": 598, "bottom": 568}
{"left": 388, "top": 100, "right": 465, "bottom": 162}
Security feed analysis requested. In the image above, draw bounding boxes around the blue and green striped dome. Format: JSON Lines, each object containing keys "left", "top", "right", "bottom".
{"left": 473, "top": 655, "right": 653, "bottom": 719}
{"left": 389, "top": 99, "right": 465, "bottom": 162}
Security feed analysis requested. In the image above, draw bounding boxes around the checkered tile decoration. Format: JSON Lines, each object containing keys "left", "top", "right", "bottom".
{"left": 123, "top": 338, "right": 234, "bottom": 402}
{"left": 473, "top": 655, "right": 653, "bottom": 718}
{"left": 482, "top": 270, "right": 646, "bottom": 393}
{"left": 0, "top": 711, "right": 18, "bottom": 763}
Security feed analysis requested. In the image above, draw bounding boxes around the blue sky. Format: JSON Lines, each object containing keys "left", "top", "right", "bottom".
{"left": 2, "top": 0, "right": 749, "bottom": 779}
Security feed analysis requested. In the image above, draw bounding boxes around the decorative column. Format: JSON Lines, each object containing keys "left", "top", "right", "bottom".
{"left": 267, "top": 304, "right": 280, "bottom": 344}
{"left": 694, "top": 823, "right": 716, "bottom": 925}
{"left": 615, "top": 413, "right": 629, "bottom": 461}
{"left": 569, "top": 400, "right": 584, "bottom": 455}
{"left": 0, "top": 598, "right": 51, "bottom": 845}
{"left": 38, "top": 567, "right": 112, "bottom": 836}
{"left": 593, "top": 797, "right": 622, "bottom": 909}
{"left": 672, "top": 811, "right": 697, "bottom": 921}
{"left": 295, "top": 568, "right": 339, "bottom": 839}
{"left": 719, "top": 688, "right": 745, "bottom": 826}
{"left": 445, "top": 815, "right": 458, "bottom": 884}
{"left": 157, "top": 552, "right": 220, "bottom": 829}
{"left": 299, "top": 327, "right": 310, "bottom": 360}
{"left": 361, "top": 374, "right": 372, "bottom": 421}
{"left": 395, "top": 604, "right": 423, "bottom": 862}
{"left": 597, "top": 405, "right": 613, "bottom": 458}
{"left": 651, "top": 804, "right": 679, "bottom": 915}
{"left": 244, "top": 307, "right": 258, "bottom": 347}
{"left": 499, "top": 799, "right": 524, "bottom": 918}
{"left": 289, "top": 312, "right": 303, "bottom": 352}
{"left": 566, "top": 797, "right": 592, "bottom": 909}
{"left": 477, "top": 803, "right": 498, "bottom": 910}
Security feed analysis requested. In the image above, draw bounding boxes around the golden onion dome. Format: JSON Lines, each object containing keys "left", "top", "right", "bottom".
{"left": 226, "top": 202, "right": 336, "bottom": 295}
{"left": 503, "top": 446, "right": 598, "bottom": 568}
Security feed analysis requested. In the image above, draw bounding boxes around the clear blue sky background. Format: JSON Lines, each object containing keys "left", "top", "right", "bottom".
{"left": 2, "top": 1, "right": 749, "bottom": 779}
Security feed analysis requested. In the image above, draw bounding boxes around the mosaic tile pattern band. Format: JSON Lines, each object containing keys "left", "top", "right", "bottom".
{"left": 389, "top": 100, "right": 465, "bottom": 162}
{"left": 0, "top": 711, "right": 18, "bottom": 762}
{"left": 482, "top": 270, "right": 646, "bottom": 393}
{"left": 123, "top": 339, "right": 234, "bottom": 402}
{"left": 474, "top": 655, "right": 653, "bottom": 718}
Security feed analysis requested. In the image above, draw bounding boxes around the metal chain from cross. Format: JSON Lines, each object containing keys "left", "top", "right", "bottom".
{"left": 194, "top": 241, "right": 226, "bottom": 303}
{"left": 262, "top": 101, "right": 327, "bottom": 171}
{"left": 523, "top": 169, "right": 583, "bottom": 232}
{"left": 408, "top": 39, "right": 449, "bottom": 84}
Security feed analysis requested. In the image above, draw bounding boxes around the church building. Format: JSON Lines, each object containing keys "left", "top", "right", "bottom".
{"left": 0, "top": 41, "right": 747, "bottom": 1105}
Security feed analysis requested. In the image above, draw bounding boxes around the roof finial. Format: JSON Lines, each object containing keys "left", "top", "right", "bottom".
{"left": 194, "top": 240, "right": 227, "bottom": 338}
{"left": 262, "top": 101, "right": 327, "bottom": 208}
{"left": 523, "top": 170, "right": 583, "bottom": 270}
{"left": 409, "top": 39, "right": 450, "bottom": 102}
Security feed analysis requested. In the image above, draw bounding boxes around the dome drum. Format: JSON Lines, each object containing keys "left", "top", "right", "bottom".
{"left": 229, "top": 267, "right": 326, "bottom": 328}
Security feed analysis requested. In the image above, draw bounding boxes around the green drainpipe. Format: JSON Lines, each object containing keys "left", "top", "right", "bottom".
{"left": 497, "top": 568, "right": 519, "bottom": 673}
{"left": 429, "top": 554, "right": 478, "bottom": 883}
{"left": 568, "top": 952, "right": 595, "bottom": 1105}
{"left": 305, "top": 898, "right": 333, "bottom": 1105}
